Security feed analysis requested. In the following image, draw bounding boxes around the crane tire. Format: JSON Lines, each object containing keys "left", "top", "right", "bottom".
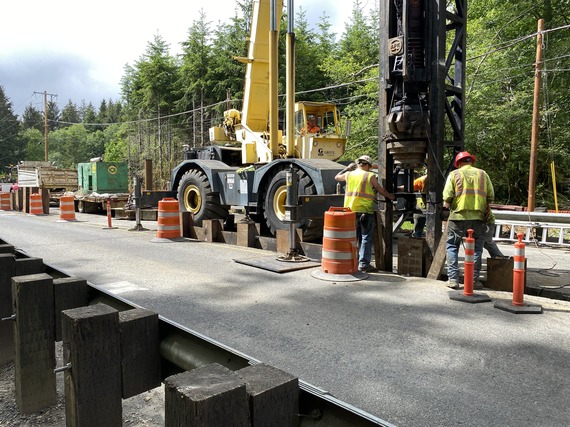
{"left": 177, "top": 169, "right": 229, "bottom": 226}
{"left": 262, "top": 167, "right": 320, "bottom": 241}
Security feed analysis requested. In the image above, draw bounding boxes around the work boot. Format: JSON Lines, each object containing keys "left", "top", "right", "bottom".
{"left": 446, "top": 279, "right": 461, "bottom": 290}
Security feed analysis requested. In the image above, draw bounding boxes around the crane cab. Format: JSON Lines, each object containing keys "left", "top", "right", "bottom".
{"left": 291, "top": 101, "right": 346, "bottom": 161}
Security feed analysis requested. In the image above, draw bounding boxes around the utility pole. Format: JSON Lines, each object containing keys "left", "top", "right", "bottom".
{"left": 528, "top": 18, "right": 544, "bottom": 212}
{"left": 34, "top": 91, "right": 58, "bottom": 162}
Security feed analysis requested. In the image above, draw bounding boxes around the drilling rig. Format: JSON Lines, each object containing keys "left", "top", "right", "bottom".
{"left": 378, "top": 0, "right": 467, "bottom": 268}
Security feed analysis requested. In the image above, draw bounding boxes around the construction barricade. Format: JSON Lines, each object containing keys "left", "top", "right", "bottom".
{"left": 57, "top": 195, "right": 76, "bottom": 222}
{"left": 29, "top": 193, "right": 44, "bottom": 215}
{"left": 311, "top": 207, "right": 367, "bottom": 281}
{"left": 0, "top": 192, "right": 11, "bottom": 211}
{"left": 152, "top": 197, "right": 184, "bottom": 242}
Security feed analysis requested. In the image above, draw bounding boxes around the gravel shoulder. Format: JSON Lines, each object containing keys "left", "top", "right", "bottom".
{"left": 0, "top": 342, "right": 165, "bottom": 427}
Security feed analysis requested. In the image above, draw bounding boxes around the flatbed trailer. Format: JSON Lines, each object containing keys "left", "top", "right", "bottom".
{"left": 74, "top": 192, "right": 130, "bottom": 214}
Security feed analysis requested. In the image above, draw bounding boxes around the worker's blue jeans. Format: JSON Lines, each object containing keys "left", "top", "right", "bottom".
{"left": 446, "top": 220, "right": 485, "bottom": 281}
{"left": 412, "top": 213, "right": 426, "bottom": 237}
{"left": 356, "top": 213, "right": 375, "bottom": 269}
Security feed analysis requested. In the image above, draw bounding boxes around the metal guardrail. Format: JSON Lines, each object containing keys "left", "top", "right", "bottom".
{"left": 492, "top": 210, "right": 570, "bottom": 247}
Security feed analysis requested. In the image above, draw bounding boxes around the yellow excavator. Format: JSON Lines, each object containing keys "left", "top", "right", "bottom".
{"left": 170, "top": 0, "right": 347, "bottom": 239}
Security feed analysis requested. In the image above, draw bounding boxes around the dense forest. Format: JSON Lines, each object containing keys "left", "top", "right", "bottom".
{"left": 0, "top": 0, "right": 568, "bottom": 208}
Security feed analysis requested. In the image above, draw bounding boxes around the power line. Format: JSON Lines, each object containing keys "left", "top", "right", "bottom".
{"left": 467, "top": 23, "right": 570, "bottom": 61}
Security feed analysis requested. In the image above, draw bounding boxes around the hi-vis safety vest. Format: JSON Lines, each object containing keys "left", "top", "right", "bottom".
{"left": 344, "top": 169, "right": 376, "bottom": 214}
{"left": 443, "top": 165, "right": 493, "bottom": 221}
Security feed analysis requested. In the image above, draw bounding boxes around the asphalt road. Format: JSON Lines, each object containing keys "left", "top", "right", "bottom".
{"left": 1, "top": 209, "right": 570, "bottom": 427}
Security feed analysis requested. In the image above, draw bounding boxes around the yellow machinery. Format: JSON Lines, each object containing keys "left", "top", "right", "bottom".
{"left": 171, "top": 0, "right": 347, "bottom": 239}
{"left": 208, "top": 0, "right": 346, "bottom": 164}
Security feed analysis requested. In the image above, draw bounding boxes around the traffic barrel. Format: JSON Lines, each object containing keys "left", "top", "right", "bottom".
{"left": 29, "top": 193, "right": 44, "bottom": 215}
{"left": 311, "top": 207, "right": 367, "bottom": 281}
{"left": 0, "top": 192, "right": 11, "bottom": 211}
{"left": 321, "top": 207, "right": 358, "bottom": 274}
{"left": 156, "top": 198, "right": 182, "bottom": 240}
{"left": 462, "top": 228, "right": 475, "bottom": 296}
{"left": 58, "top": 195, "right": 76, "bottom": 221}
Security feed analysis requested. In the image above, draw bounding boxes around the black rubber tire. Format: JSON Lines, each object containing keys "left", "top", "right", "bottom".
{"left": 262, "top": 168, "right": 319, "bottom": 240}
{"left": 176, "top": 169, "right": 229, "bottom": 226}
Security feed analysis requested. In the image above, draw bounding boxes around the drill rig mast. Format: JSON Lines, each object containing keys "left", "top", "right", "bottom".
{"left": 378, "top": 0, "right": 467, "bottom": 266}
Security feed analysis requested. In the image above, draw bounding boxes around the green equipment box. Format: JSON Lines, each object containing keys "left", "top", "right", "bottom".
{"left": 77, "top": 162, "right": 128, "bottom": 193}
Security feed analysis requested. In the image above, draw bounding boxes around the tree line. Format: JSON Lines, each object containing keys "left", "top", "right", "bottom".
{"left": 0, "top": 0, "right": 568, "bottom": 208}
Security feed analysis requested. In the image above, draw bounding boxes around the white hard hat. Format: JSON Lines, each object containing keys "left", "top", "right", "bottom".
{"left": 356, "top": 155, "right": 373, "bottom": 165}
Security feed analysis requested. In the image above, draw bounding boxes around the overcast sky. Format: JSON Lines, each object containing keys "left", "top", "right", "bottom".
{"left": 1, "top": 0, "right": 375, "bottom": 118}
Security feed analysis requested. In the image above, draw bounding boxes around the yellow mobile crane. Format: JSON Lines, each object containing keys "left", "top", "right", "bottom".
{"left": 170, "top": 0, "right": 347, "bottom": 239}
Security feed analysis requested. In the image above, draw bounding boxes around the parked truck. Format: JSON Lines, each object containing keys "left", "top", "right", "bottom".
{"left": 169, "top": 0, "right": 347, "bottom": 240}
{"left": 16, "top": 161, "right": 78, "bottom": 203}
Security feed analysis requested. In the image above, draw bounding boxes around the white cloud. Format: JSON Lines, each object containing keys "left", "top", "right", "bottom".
{"left": 1, "top": 0, "right": 375, "bottom": 116}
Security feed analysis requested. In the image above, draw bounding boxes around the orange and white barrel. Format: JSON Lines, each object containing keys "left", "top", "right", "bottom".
{"left": 29, "top": 193, "right": 44, "bottom": 215}
{"left": 0, "top": 192, "right": 11, "bottom": 211}
{"left": 320, "top": 207, "right": 358, "bottom": 274}
{"left": 58, "top": 195, "right": 76, "bottom": 221}
{"left": 157, "top": 198, "right": 181, "bottom": 239}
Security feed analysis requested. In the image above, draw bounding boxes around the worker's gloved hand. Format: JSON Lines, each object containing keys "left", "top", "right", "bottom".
{"left": 440, "top": 207, "right": 450, "bottom": 221}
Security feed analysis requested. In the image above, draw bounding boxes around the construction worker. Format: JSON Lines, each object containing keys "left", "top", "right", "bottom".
{"left": 335, "top": 155, "right": 396, "bottom": 272}
{"left": 304, "top": 115, "right": 320, "bottom": 134}
{"left": 442, "top": 151, "right": 494, "bottom": 289}
{"left": 484, "top": 210, "right": 505, "bottom": 259}
{"left": 412, "top": 174, "right": 427, "bottom": 237}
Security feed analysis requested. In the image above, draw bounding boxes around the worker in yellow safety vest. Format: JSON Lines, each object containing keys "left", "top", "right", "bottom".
{"left": 442, "top": 151, "right": 494, "bottom": 289}
{"left": 335, "top": 155, "right": 396, "bottom": 272}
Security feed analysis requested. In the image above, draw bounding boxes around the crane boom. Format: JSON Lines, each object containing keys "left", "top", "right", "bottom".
{"left": 237, "top": 0, "right": 283, "bottom": 132}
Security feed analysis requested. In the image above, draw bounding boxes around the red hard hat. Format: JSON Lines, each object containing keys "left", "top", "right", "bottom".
{"left": 454, "top": 151, "right": 476, "bottom": 168}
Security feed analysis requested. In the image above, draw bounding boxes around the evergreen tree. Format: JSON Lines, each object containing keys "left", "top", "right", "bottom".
{"left": 21, "top": 104, "right": 44, "bottom": 132}
{"left": 0, "top": 86, "right": 24, "bottom": 169}
{"left": 293, "top": 7, "right": 329, "bottom": 101}
{"left": 97, "top": 99, "right": 108, "bottom": 126}
{"left": 466, "top": 0, "right": 570, "bottom": 207}
{"left": 60, "top": 100, "right": 81, "bottom": 126}
{"left": 177, "top": 10, "right": 213, "bottom": 145}
{"left": 46, "top": 99, "right": 61, "bottom": 131}
{"left": 81, "top": 103, "right": 98, "bottom": 127}
{"left": 320, "top": 1, "right": 380, "bottom": 161}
